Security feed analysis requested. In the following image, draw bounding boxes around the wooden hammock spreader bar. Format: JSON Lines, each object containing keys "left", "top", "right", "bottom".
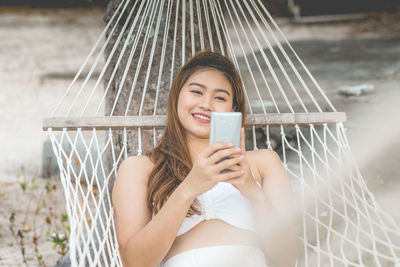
{"left": 42, "top": 112, "right": 346, "bottom": 131}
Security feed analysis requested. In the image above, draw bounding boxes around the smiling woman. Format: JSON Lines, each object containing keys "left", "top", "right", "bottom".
{"left": 112, "top": 51, "right": 299, "bottom": 267}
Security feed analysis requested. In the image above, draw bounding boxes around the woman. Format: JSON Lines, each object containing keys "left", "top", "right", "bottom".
{"left": 112, "top": 51, "right": 299, "bottom": 267}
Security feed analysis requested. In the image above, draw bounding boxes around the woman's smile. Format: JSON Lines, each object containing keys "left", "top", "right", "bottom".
{"left": 192, "top": 113, "right": 211, "bottom": 123}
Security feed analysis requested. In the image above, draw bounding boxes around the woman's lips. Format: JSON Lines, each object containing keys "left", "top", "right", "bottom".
{"left": 192, "top": 114, "right": 210, "bottom": 123}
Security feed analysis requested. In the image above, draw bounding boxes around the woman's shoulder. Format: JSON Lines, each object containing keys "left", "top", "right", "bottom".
{"left": 246, "top": 148, "right": 281, "bottom": 165}
{"left": 120, "top": 154, "right": 154, "bottom": 167}
{"left": 246, "top": 149, "right": 283, "bottom": 179}
{"left": 117, "top": 155, "right": 155, "bottom": 183}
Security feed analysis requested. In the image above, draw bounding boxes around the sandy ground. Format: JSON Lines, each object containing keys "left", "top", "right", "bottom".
{"left": 0, "top": 173, "right": 67, "bottom": 266}
{"left": 0, "top": 6, "right": 399, "bottom": 266}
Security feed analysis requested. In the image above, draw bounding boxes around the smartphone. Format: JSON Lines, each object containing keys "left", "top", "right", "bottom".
{"left": 209, "top": 112, "right": 242, "bottom": 147}
{"left": 209, "top": 112, "right": 242, "bottom": 173}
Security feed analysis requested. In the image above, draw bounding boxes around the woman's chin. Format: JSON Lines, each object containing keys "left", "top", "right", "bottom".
{"left": 186, "top": 130, "right": 210, "bottom": 140}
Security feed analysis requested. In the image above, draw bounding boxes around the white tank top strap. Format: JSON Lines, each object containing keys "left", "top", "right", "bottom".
{"left": 248, "top": 163, "right": 262, "bottom": 189}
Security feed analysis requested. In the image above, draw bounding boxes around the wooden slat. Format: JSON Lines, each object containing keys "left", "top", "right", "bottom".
{"left": 42, "top": 112, "right": 346, "bottom": 131}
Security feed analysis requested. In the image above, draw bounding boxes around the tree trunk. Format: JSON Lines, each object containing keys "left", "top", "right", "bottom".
{"left": 103, "top": 0, "right": 227, "bottom": 175}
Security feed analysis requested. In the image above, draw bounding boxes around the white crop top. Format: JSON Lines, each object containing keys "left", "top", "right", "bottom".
{"left": 175, "top": 180, "right": 262, "bottom": 236}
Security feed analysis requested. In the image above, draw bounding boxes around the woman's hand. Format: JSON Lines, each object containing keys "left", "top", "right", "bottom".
{"left": 181, "top": 142, "right": 245, "bottom": 199}
{"left": 225, "top": 128, "right": 264, "bottom": 201}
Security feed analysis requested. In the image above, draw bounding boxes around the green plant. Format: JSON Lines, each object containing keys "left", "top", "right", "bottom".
{"left": 51, "top": 232, "right": 68, "bottom": 256}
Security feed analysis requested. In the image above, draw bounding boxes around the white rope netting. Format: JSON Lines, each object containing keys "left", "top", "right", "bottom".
{"left": 44, "top": 0, "right": 400, "bottom": 266}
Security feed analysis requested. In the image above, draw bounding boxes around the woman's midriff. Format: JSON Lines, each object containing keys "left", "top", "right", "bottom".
{"left": 163, "top": 219, "right": 262, "bottom": 262}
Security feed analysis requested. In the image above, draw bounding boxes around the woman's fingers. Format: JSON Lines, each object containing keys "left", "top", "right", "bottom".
{"left": 228, "top": 164, "right": 242, "bottom": 172}
{"left": 215, "top": 154, "right": 244, "bottom": 171}
{"left": 218, "top": 169, "right": 244, "bottom": 181}
{"left": 201, "top": 142, "right": 234, "bottom": 159}
{"left": 208, "top": 147, "right": 241, "bottom": 164}
{"left": 240, "top": 127, "right": 246, "bottom": 154}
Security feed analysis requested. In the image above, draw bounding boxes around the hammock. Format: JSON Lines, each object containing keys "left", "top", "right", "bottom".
{"left": 42, "top": 0, "right": 400, "bottom": 266}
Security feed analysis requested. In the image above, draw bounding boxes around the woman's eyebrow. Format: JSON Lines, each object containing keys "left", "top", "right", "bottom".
{"left": 188, "top": 82, "right": 231, "bottom": 96}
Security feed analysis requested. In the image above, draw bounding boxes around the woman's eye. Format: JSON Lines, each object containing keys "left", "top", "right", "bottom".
{"left": 216, "top": 96, "right": 226, "bottom": 101}
{"left": 191, "top": 90, "right": 202, "bottom": 95}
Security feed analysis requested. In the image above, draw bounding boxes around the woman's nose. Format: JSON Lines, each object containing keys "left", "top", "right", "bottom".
{"left": 199, "top": 96, "right": 212, "bottom": 110}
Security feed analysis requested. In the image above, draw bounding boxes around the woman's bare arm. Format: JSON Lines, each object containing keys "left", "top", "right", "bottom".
{"left": 250, "top": 149, "right": 299, "bottom": 267}
{"left": 112, "top": 156, "right": 195, "bottom": 267}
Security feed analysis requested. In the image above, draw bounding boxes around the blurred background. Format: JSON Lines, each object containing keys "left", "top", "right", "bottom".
{"left": 0, "top": 0, "right": 399, "bottom": 265}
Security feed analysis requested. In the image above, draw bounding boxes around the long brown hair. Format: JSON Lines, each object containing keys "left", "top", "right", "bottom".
{"left": 147, "top": 51, "right": 246, "bottom": 216}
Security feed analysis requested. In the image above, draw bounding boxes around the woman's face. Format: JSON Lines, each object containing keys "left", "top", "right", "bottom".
{"left": 177, "top": 68, "right": 234, "bottom": 140}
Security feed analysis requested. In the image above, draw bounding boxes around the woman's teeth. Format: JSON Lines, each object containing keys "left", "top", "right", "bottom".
{"left": 193, "top": 114, "right": 210, "bottom": 121}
